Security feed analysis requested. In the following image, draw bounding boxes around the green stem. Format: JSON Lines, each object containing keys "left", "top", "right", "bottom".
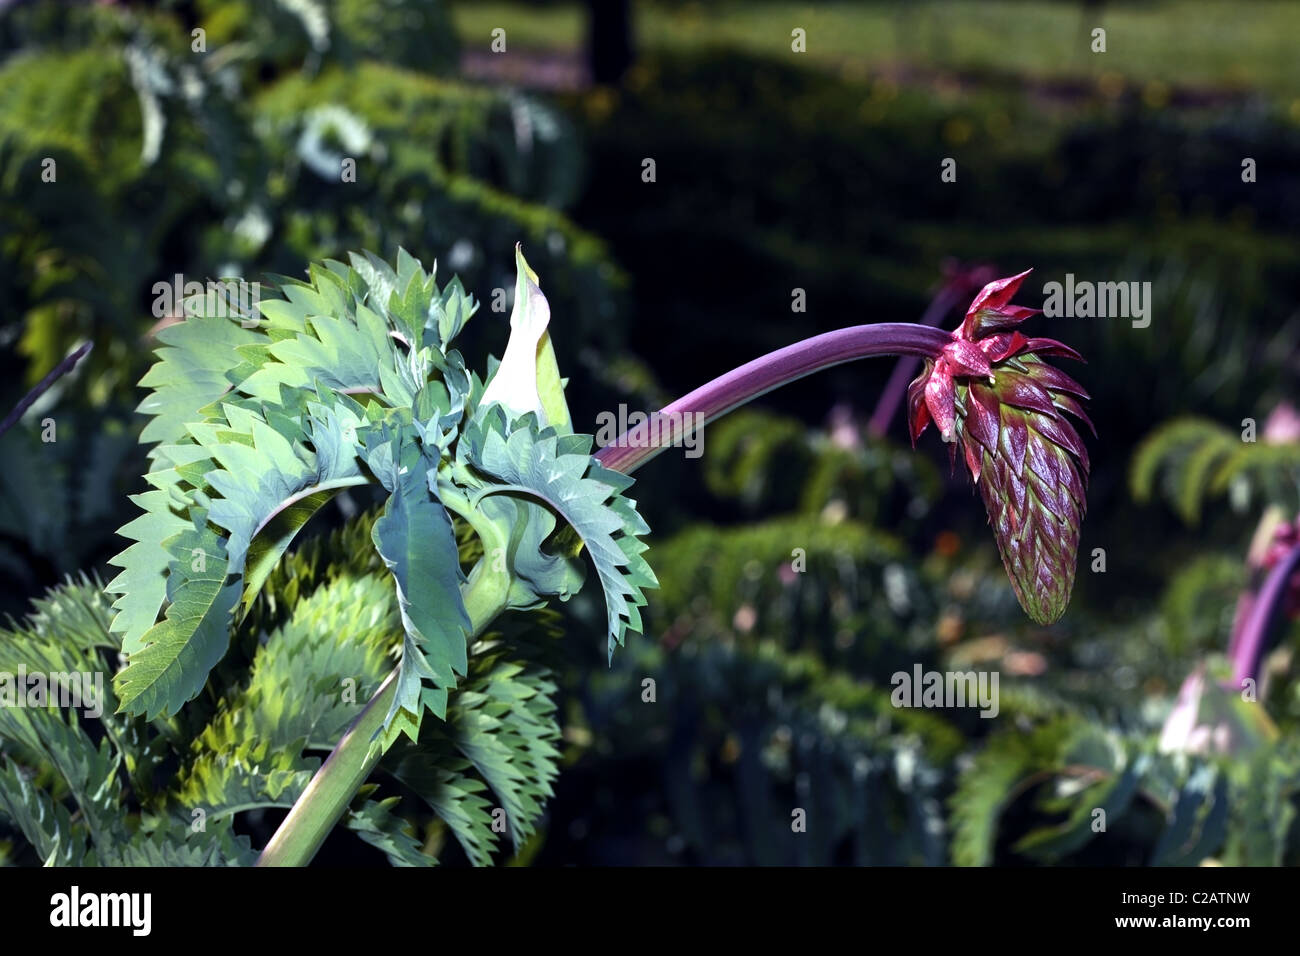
{"left": 255, "top": 671, "right": 395, "bottom": 867}
{"left": 255, "top": 547, "right": 510, "bottom": 867}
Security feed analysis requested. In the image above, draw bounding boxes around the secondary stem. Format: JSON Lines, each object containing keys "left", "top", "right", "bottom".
{"left": 0, "top": 341, "right": 93, "bottom": 437}
{"left": 1229, "top": 541, "right": 1300, "bottom": 689}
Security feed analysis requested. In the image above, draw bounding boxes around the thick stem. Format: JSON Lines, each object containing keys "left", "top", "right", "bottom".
{"left": 593, "top": 322, "right": 951, "bottom": 473}
{"left": 255, "top": 670, "right": 397, "bottom": 867}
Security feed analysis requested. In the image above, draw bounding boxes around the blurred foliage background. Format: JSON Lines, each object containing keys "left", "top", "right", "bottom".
{"left": 3, "top": 0, "right": 1300, "bottom": 865}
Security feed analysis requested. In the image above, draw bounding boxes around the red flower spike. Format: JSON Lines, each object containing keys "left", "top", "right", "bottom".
{"left": 961, "top": 268, "right": 1037, "bottom": 338}
{"left": 909, "top": 269, "right": 1092, "bottom": 626}
{"left": 907, "top": 370, "right": 931, "bottom": 446}
{"left": 941, "top": 338, "right": 994, "bottom": 377}
{"left": 923, "top": 358, "right": 959, "bottom": 441}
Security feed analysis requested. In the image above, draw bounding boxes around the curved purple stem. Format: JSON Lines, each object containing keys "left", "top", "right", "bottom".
{"left": 593, "top": 323, "right": 952, "bottom": 474}
{"left": 1229, "top": 541, "right": 1300, "bottom": 689}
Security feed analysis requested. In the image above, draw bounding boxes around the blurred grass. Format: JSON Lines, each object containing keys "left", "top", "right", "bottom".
{"left": 451, "top": 1, "right": 1300, "bottom": 102}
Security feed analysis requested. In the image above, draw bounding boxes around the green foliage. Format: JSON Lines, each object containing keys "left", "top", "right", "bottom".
{"left": 1130, "top": 416, "right": 1300, "bottom": 522}
{"left": 0, "top": 536, "right": 566, "bottom": 866}
{"left": 577, "top": 633, "right": 956, "bottom": 866}
{"left": 561, "top": 387, "right": 1300, "bottom": 867}
{"left": 700, "top": 408, "right": 942, "bottom": 527}
{"left": 105, "top": 248, "right": 654, "bottom": 760}
{"left": 462, "top": 409, "right": 658, "bottom": 660}
{"left": 0, "top": 575, "right": 256, "bottom": 865}
{"left": 0, "top": 0, "right": 628, "bottom": 637}
{"left": 0, "top": 0, "right": 622, "bottom": 420}
{"left": 950, "top": 711, "right": 1300, "bottom": 866}
{"left": 1158, "top": 554, "right": 1245, "bottom": 659}
{"left": 950, "top": 719, "right": 1078, "bottom": 867}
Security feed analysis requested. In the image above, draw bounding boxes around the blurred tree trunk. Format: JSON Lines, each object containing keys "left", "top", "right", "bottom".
{"left": 586, "top": 0, "right": 633, "bottom": 85}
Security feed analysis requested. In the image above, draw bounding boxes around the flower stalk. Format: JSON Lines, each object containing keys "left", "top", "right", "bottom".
{"left": 867, "top": 261, "right": 997, "bottom": 438}
{"left": 599, "top": 269, "right": 1092, "bottom": 625}
{"left": 594, "top": 323, "right": 951, "bottom": 473}
{"left": 1158, "top": 508, "right": 1295, "bottom": 756}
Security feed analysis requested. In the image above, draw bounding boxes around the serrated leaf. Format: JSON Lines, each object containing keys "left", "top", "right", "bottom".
{"left": 346, "top": 796, "right": 435, "bottom": 867}
{"left": 135, "top": 316, "right": 263, "bottom": 450}
{"left": 105, "top": 489, "right": 193, "bottom": 655}
{"left": 239, "top": 487, "right": 340, "bottom": 620}
{"left": 0, "top": 759, "right": 86, "bottom": 866}
{"left": 466, "top": 414, "right": 656, "bottom": 660}
{"left": 114, "top": 520, "right": 242, "bottom": 719}
{"left": 368, "top": 434, "right": 470, "bottom": 742}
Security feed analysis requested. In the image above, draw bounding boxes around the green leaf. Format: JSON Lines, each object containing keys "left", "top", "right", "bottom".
{"left": 114, "top": 518, "right": 242, "bottom": 719}
{"left": 465, "top": 412, "right": 656, "bottom": 660}
{"left": 367, "top": 431, "right": 470, "bottom": 742}
{"left": 1013, "top": 744, "right": 1145, "bottom": 862}
{"left": 239, "top": 486, "right": 342, "bottom": 620}
{"left": 478, "top": 493, "right": 587, "bottom": 610}
{"left": 1152, "top": 764, "right": 1230, "bottom": 866}
{"left": 1224, "top": 749, "right": 1294, "bottom": 865}
{"left": 445, "top": 655, "right": 561, "bottom": 850}
{"left": 0, "top": 758, "right": 86, "bottom": 866}
{"left": 135, "top": 315, "right": 263, "bottom": 450}
{"left": 175, "top": 573, "right": 399, "bottom": 827}
{"left": 95, "top": 825, "right": 256, "bottom": 866}
{"left": 105, "top": 489, "right": 192, "bottom": 655}
{"left": 949, "top": 719, "right": 1078, "bottom": 866}
{"left": 237, "top": 305, "right": 397, "bottom": 404}
{"left": 346, "top": 795, "right": 435, "bottom": 867}
{"left": 386, "top": 750, "right": 496, "bottom": 867}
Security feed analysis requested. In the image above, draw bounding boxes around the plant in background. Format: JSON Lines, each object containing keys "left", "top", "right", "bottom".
{"left": 940, "top": 404, "right": 1300, "bottom": 869}
{"left": 0, "top": 0, "right": 627, "bottom": 616}
{"left": 0, "top": 249, "right": 1090, "bottom": 865}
